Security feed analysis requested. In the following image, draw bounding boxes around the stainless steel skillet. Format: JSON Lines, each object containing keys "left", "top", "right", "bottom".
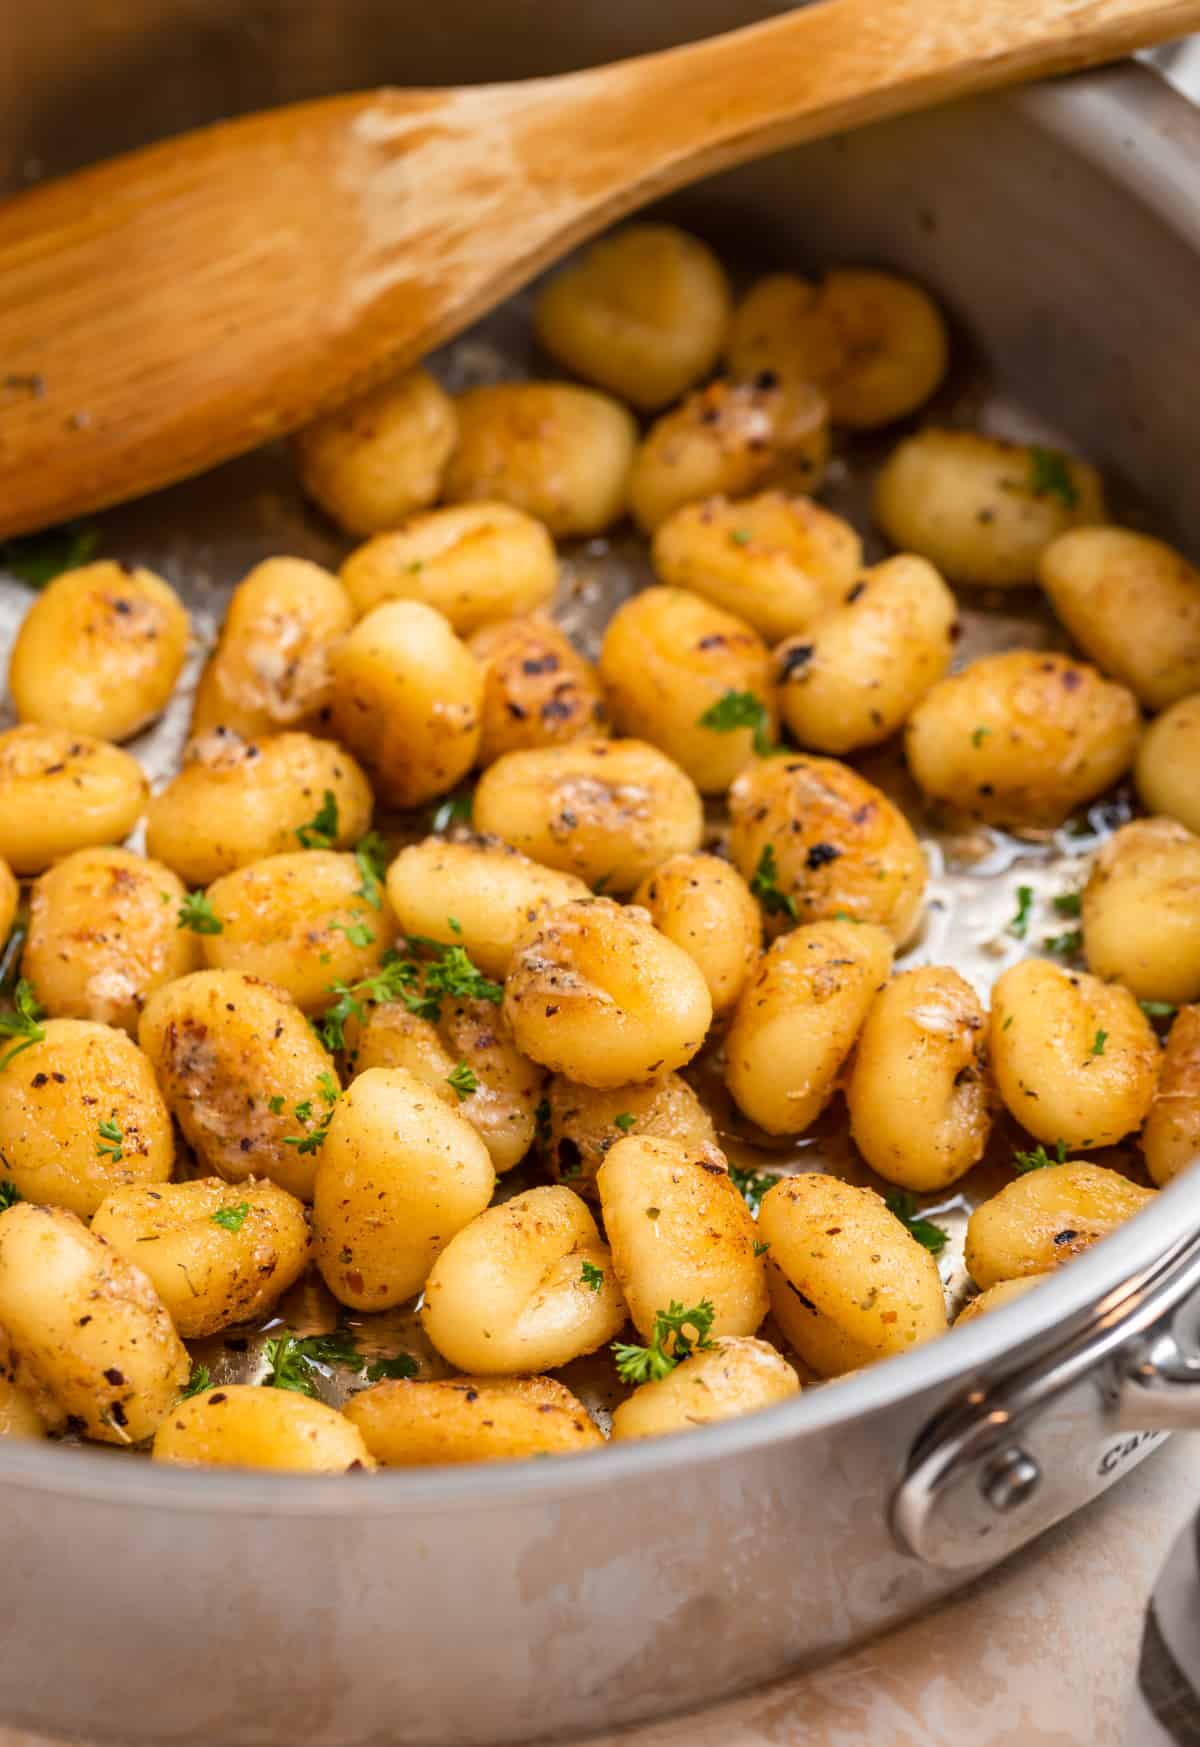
{"left": 4, "top": 8, "right": 1200, "bottom": 1745}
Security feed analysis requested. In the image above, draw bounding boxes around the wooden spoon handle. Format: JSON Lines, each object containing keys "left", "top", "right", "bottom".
{"left": 1, "top": 0, "right": 1197, "bottom": 537}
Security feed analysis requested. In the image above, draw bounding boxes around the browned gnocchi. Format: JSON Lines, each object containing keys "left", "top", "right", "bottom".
{"left": 154, "top": 1384, "right": 374, "bottom": 1472}
{"left": 345, "top": 1374, "right": 603, "bottom": 1464}
{"left": 1082, "top": 818, "right": 1200, "bottom": 1005}
{"left": 293, "top": 367, "right": 458, "bottom": 536}
{"left": 0, "top": 725, "right": 149, "bottom": 877}
{"left": 340, "top": 502, "right": 558, "bottom": 631}
{"left": 543, "top": 1071, "right": 721, "bottom": 1201}
{"left": 1142, "top": 1006, "right": 1200, "bottom": 1187}
{"left": 632, "top": 853, "right": 761, "bottom": 1015}
{"left": 469, "top": 615, "right": 607, "bottom": 763}
{"left": 965, "top": 1161, "right": 1154, "bottom": 1289}
{"left": 1136, "top": 693, "right": 1200, "bottom": 835}
{"left": 611, "top": 1336, "right": 799, "bottom": 1441}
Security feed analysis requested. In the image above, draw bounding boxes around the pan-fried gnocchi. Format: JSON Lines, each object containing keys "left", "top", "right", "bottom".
{"left": 0, "top": 221, "right": 1182, "bottom": 1474}
{"left": 190, "top": 557, "right": 353, "bottom": 739}
{"left": 293, "top": 366, "right": 458, "bottom": 536}
{"left": 8, "top": 560, "right": 189, "bottom": 743}
{"left": 598, "top": 587, "right": 776, "bottom": 792}
{"left": 874, "top": 429, "right": 1106, "bottom": 587}
{"left": 340, "top": 503, "right": 558, "bottom": 630}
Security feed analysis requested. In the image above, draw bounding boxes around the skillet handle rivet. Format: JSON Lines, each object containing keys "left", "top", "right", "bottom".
{"left": 981, "top": 1448, "right": 1041, "bottom": 1514}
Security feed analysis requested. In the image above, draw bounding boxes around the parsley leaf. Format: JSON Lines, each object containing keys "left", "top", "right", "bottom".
{"left": 0, "top": 979, "right": 45, "bottom": 1070}
{"left": 1091, "top": 1029, "right": 1108, "bottom": 1056}
{"left": 1140, "top": 1000, "right": 1177, "bottom": 1019}
{"left": 971, "top": 725, "right": 991, "bottom": 748}
{"left": 613, "top": 1112, "right": 637, "bottom": 1133}
{"left": 330, "top": 919, "right": 376, "bottom": 949}
{"left": 211, "top": 1202, "right": 250, "bottom": 1233}
{"left": 885, "top": 1190, "right": 948, "bottom": 1254}
{"left": 613, "top": 1300, "right": 716, "bottom": 1385}
{"left": 352, "top": 831, "right": 389, "bottom": 910}
{"left": 365, "top": 1353, "right": 419, "bottom": 1382}
{"left": 0, "top": 522, "right": 99, "bottom": 589}
{"left": 263, "top": 1327, "right": 361, "bottom": 1395}
{"left": 753, "top": 1239, "right": 771, "bottom": 1257}
{"left": 96, "top": 1118, "right": 124, "bottom": 1163}
{"left": 267, "top": 1095, "right": 285, "bottom": 1115}
{"left": 1043, "top": 928, "right": 1082, "bottom": 958}
{"left": 1028, "top": 446, "right": 1080, "bottom": 509}
{"left": 177, "top": 891, "right": 222, "bottom": 935}
{"left": 431, "top": 791, "right": 474, "bottom": 833}
{"left": 446, "top": 1060, "right": 479, "bottom": 1102}
{"left": 296, "top": 790, "right": 339, "bottom": 850}
{"left": 1052, "top": 890, "right": 1082, "bottom": 917}
{"left": 729, "top": 527, "right": 753, "bottom": 547}
{"left": 750, "top": 844, "right": 797, "bottom": 921}
{"left": 0, "top": 1181, "right": 21, "bottom": 1212}
{"left": 1013, "top": 1139, "right": 1067, "bottom": 1174}
{"left": 728, "top": 1164, "right": 776, "bottom": 1214}
{"left": 698, "top": 690, "right": 775, "bottom": 757}
{"left": 179, "top": 1364, "right": 211, "bottom": 1401}
{"left": 283, "top": 1078, "right": 340, "bottom": 1154}
{"left": 1009, "top": 885, "right": 1034, "bottom": 940}
{"left": 580, "top": 1260, "right": 605, "bottom": 1293}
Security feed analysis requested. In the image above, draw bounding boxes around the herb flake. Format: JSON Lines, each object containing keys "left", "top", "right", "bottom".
{"left": 699, "top": 689, "right": 774, "bottom": 757}
{"left": 295, "top": 790, "right": 339, "bottom": 851}
{"left": 177, "top": 891, "right": 222, "bottom": 935}
{"left": 886, "top": 1190, "right": 948, "bottom": 1254}
{"left": 0, "top": 979, "right": 45, "bottom": 1071}
{"left": 750, "top": 844, "right": 797, "bottom": 922}
{"left": 211, "top": 1202, "right": 250, "bottom": 1233}
{"left": 612, "top": 1300, "right": 716, "bottom": 1385}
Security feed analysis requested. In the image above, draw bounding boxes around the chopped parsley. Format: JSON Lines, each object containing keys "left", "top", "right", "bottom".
{"left": 613, "top": 1112, "right": 637, "bottom": 1133}
{"left": 1052, "top": 890, "right": 1082, "bottom": 917}
{"left": 283, "top": 1075, "right": 340, "bottom": 1154}
{"left": 179, "top": 1364, "right": 211, "bottom": 1400}
{"left": 0, "top": 1181, "right": 21, "bottom": 1212}
{"left": 728, "top": 1164, "right": 776, "bottom": 1214}
{"left": 177, "top": 891, "right": 222, "bottom": 935}
{"left": 1043, "top": 928, "right": 1082, "bottom": 958}
{"left": 1091, "top": 1029, "right": 1108, "bottom": 1056}
{"left": 729, "top": 528, "right": 753, "bottom": 547}
{"left": 267, "top": 1095, "right": 285, "bottom": 1115}
{"left": 612, "top": 1300, "right": 716, "bottom": 1385}
{"left": 886, "top": 1190, "right": 948, "bottom": 1255}
{"left": 0, "top": 521, "right": 99, "bottom": 588}
{"left": 971, "top": 725, "right": 991, "bottom": 748}
{"left": 534, "top": 1098, "right": 552, "bottom": 1143}
{"left": 211, "top": 1202, "right": 250, "bottom": 1233}
{"left": 431, "top": 791, "right": 474, "bottom": 833}
{"left": 1028, "top": 446, "right": 1080, "bottom": 509}
{"left": 580, "top": 1260, "right": 605, "bottom": 1293}
{"left": 698, "top": 689, "right": 774, "bottom": 757}
{"left": 365, "top": 1352, "right": 419, "bottom": 1382}
{"left": 753, "top": 1239, "right": 771, "bottom": 1257}
{"left": 296, "top": 790, "right": 339, "bottom": 850}
{"left": 330, "top": 919, "right": 375, "bottom": 949}
{"left": 96, "top": 1118, "right": 124, "bottom": 1163}
{"left": 1008, "top": 885, "right": 1035, "bottom": 940}
{"left": 0, "top": 979, "right": 45, "bottom": 1070}
{"left": 750, "top": 843, "right": 797, "bottom": 921}
{"left": 446, "top": 1060, "right": 479, "bottom": 1102}
{"left": 1140, "top": 1001, "right": 1177, "bottom": 1019}
{"left": 352, "top": 831, "right": 389, "bottom": 910}
{"left": 1013, "top": 1139, "right": 1067, "bottom": 1174}
{"left": 315, "top": 937, "right": 500, "bottom": 1053}
{"left": 263, "top": 1327, "right": 361, "bottom": 1395}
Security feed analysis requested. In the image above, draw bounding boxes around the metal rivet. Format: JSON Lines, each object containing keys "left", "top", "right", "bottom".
{"left": 982, "top": 1447, "right": 1041, "bottom": 1513}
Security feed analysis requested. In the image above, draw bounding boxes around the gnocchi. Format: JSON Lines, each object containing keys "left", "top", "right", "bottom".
{"left": 340, "top": 503, "right": 557, "bottom": 631}
{"left": 346, "top": 1374, "right": 603, "bottom": 1464}
{"left": 1136, "top": 693, "right": 1200, "bottom": 835}
{"left": 293, "top": 367, "right": 458, "bottom": 536}
{"left": 0, "top": 725, "right": 148, "bottom": 877}
{"left": 469, "top": 615, "right": 607, "bottom": 763}
{"left": 154, "top": 1384, "right": 374, "bottom": 1472}
{"left": 611, "top": 1336, "right": 798, "bottom": 1441}
{"left": 632, "top": 853, "right": 761, "bottom": 1015}
{"left": 1142, "top": 1006, "right": 1200, "bottom": 1187}
{"left": 543, "top": 1071, "right": 721, "bottom": 1201}
{"left": 1082, "top": 818, "right": 1200, "bottom": 1005}
{"left": 965, "top": 1161, "right": 1154, "bottom": 1289}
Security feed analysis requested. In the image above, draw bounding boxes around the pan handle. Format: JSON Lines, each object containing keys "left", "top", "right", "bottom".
{"left": 892, "top": 1234, "right": 1200, "bottom": 1568}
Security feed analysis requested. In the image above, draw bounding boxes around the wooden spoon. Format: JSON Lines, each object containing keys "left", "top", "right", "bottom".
{"left": 1, "top": 0, "right": 1196, "bottom": 538}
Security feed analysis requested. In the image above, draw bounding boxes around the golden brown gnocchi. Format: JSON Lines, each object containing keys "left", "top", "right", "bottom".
{"left": 469, "top": 616, "right": 607, "bottom": 763}
{"left": 201, "top": 850, "right": 394, "bottom": 1013}
{"left": 965, "top": 1161, "right": 1154, "bottom": 1289}
{"left": 1040, "top": 527, "right": 1200, "bottom": 710}
{"left": 725, "top": 920, "right": 893, "bottom": 1135}
{"left": 629, "top": 376, "right": 830, "bottom": 534}
{"left": 651, "top": 491, "right": 861, "bottom": 644}
{"left": 905, "top": 651, "right": 1140, "bottom": 828}
{"left": 340, "top": 502, "right": 557, "bottom": 631}
{"left": 313, "top": 1066, "right": 495, "bottom": 1309}
{"left": 145, "top": 730, "right": 372, "bottom": 887}
{"left": 138, "top": 969, "right": 340, "bottom": 1200}
{"left": 23, "top": 847, "right": 200, "bottom": 1034}
{"left": 345, "top": 1374, "right": 603, "bottom": 1464}
{"left": 611, "top": 1335, "right": 799, "bottom": 1441}
{"left": 728, "top": 755, "right": 926, "bottom": 943}
{"left": 989, "top": 958, "right": 1158, "bottom": 1149}
{"left": 0, "top": 725, "right": 148, "bottom": 877}
{"left": 774, "top": 555, "right": 956, "bottom": 754}
{"left": 384, "top": 833, "right": 590, "bottom": 979}
{"left": 92, "top": 1178, "right": 310, "bottom": 1338}
{"left": 1136, "top": 693, "right": 1200, "bottom": 835}
{"left": 597, "top": 1137, "right": 767, "bottom": 1340}
{"left": 758, "top": 1174, "right": 947, "bottom": 1376}
{"left": 1082, "top": 818, "right": 1200, "bottom": 1005}
{"left": 504, "top": 898, "right": 713, "bottom": 1087}
{"left": 190, "top": 557, "right": 353, "bottom": 740}
{"left": 0, "top": 857, "right": 16, "bottom": 951}
{"left": 874, "top": 429, "right": 1106, "bottom": 587}
{"left": 846, "top": 966, "right": 991, "bottom": 1191}
{"left": 954, "top": 1275, "right": 1046, "bottom": 1326}
{"left": 1142, "top": 1006, "right": 1200, "bottom": 1187}
{"left": 543, "top": 1071, "right": 721, "bottom": 1201}
{"left": 328, "top": 600, "right": 482, "bottom": 809}
{"left": 421, "top": 1184, "right": 625, "bottom": 1372}
{"left": 533, "top": 224, "right": 732, "bottom": 409}
{"left": 473, "top": 738, "right": 703, "bottom": 893}
{"left": 442, "top": 382, "right": 636, "bottom": 537}
{"left": 632, "top": 853, "right": 761, "bottom": 1015}
{"left": 0, "top": 1202, "right": 188, "bottom": 1444}
{"left": 0, "top": 1018, "right": 173, "bottom": 1216}
{"left": 153, "top": 1384, "right": 374, "bottom": 1472}
{"left": 8, "top": 560, "right": 189, "bottom": 743}
{"left": 293, "top": 366, "right": 458, "bottom": 536}
{"left": 727, "top": 269, "right": 949, "bottom": 428}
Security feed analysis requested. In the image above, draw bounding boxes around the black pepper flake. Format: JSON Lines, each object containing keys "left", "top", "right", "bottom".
{"left": 845, "top": 581, "right": 866, "bottom": 603}
{"left": 208, "top": 1391, "right": 228, "bottom": 1405}
{"left": 31, "top": 1073, "right": 47, "bottom": 1088}
{"left": 805, "top": 842, "right": 841, "bottom": 870}
{"left": 109, "top": 1401, "right": 128, "bottom": 1428}
{"left": 753, "top": 369, "right": 779, "bottom": 391}
{"left": 1053, "top": 1229, "right": 1079, "bottom": 1246}
{"left": 778, "top": 643, "right": 814, "bottom": 682}
{"left": 103, "top": 1367, "right": 126, "bottom": 1386}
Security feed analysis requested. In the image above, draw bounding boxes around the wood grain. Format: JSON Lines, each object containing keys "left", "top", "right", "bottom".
{"left": 1, "top": 0, "right": 1198, "bottom": 536}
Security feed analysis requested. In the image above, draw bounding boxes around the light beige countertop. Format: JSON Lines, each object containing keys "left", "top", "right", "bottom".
{"left": 3, "top": 1436, "right": 1196, "bottom": 1747}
